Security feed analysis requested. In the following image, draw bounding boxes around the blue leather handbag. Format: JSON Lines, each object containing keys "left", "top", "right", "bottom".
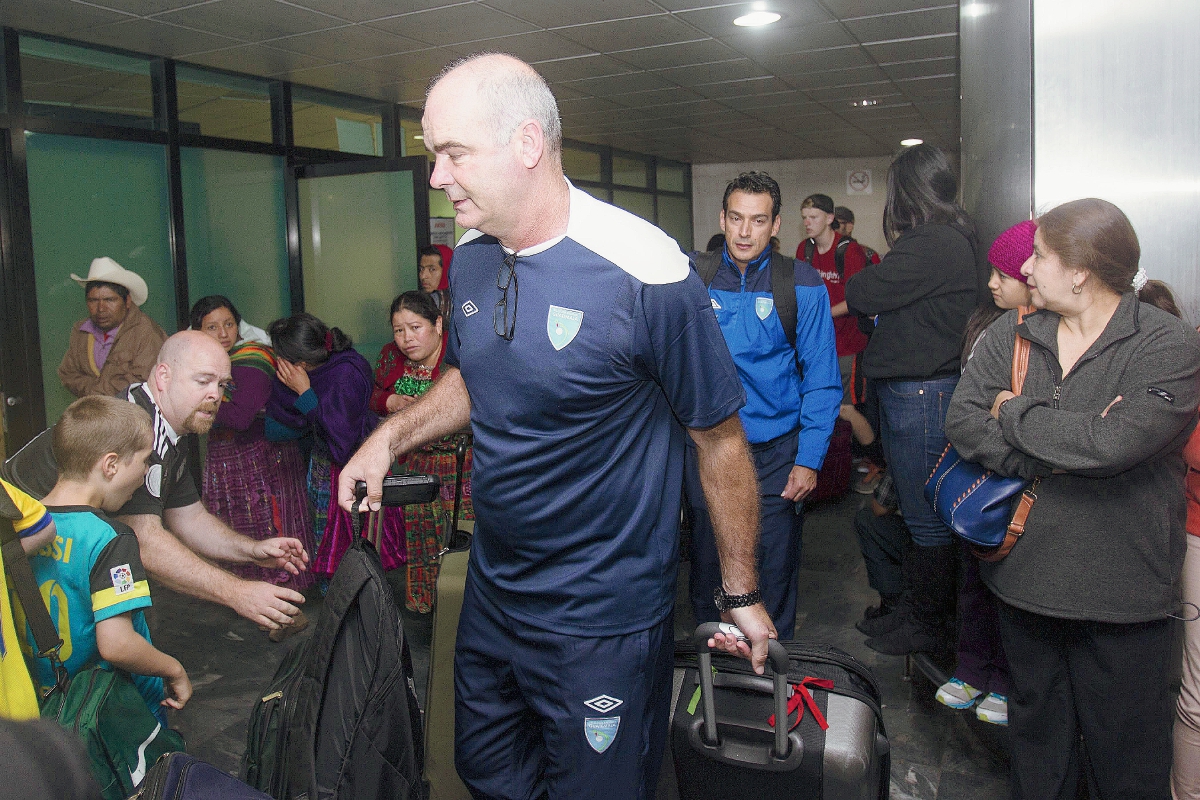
{"left": 925, "top": 307, "right": 1037, "bottom": 561}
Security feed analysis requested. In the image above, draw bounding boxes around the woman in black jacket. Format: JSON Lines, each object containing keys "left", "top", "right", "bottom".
{"left": 944, "top": 199, "right": 1200, "bottom": 799}
{"left": 844, "top": 144, "right": 989, "bottom": 657}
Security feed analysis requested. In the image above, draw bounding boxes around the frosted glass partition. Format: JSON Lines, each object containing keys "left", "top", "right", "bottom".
{"left": 613, "top": 155, "right": 649, "bottom": 188}
{"left": 299, "top": 169, "right": 418, "bottom": 369}
{"left": 176, "top": 66, "right": 273, "bottom": 143}
{"left": 181, "top": 148, "right": 289, "bottom": 328}
{"left": 25, "top": 133, "right": 175, "bottom": 425}
{"left": 564, "top": 148, "right": 602, "bottom": 183}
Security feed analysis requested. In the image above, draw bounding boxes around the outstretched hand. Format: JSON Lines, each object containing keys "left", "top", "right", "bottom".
{"left": 249, "top": 537, "right": 309, "bottom": 575}
{"left": 231, "top": 581, "right": 305, "bottom": 630}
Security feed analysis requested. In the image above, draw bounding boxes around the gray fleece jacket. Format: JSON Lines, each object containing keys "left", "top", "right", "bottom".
{"left": 945, "top": 293, "right": 1200, "bottom": 623}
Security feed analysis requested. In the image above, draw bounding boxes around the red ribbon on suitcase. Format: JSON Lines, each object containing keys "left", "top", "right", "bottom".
{"left": 767, "top": 677, "right": 834, "bottom": 732}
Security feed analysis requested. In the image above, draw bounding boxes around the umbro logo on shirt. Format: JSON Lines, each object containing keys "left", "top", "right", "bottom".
{"left": 462, "top": 300, "right": 479, "bottom": 317}
{"left": 711, "top": 298, "right": 721, "bottom": 310}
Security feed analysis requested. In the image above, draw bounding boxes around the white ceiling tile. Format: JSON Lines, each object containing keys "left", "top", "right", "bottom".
{"left": 607, "top": 38, "right": 738, "bottom": 70}
{"left": 842, "top": 7, "right": 959, "bottom": 42}
{"left": 270, "top": 25, "right": 423, "bottom": 61}
{"left": 74, "top": 18, "right": 243, "bottom": 56}
{"left": 554, "top": 14, "right": 703, "bottom": 51}
{"left": 879, "top": 55, "right": 956, "bottom": 80}
{"left": 366, "top": 4, "right": 538, "bottom": 46}
{"left": 821, "top": 0, "right": 955, "bottom": 19}
{"left": 156, "top": 0, "right": 345, "bottom": 42}
{"left": 607, "top": 86, "right": 708, "bottom": 108}
{"left": 183, "top": 44, "right": 331, "bottom": 75}
{"left": 863, "top": 33, "right": 956, "bottom": 62}
{"left": 483, "top": 0, "right": 664, "bottom": 28}
{"left": 461, "top": 31, "right": 594, "bottom": 62}
{"left": 70, "top": 0, "right": 201, "bottom": 16}
{"left": 285, "top": 0, "right": 458, "bottom": 24}
{"left": 719, "top": 21, "right": 856, "bottom": 58}
{"left": 562, "top": 70, "right": 675, "bottom": 97}
{"left": 692, "top": 76, "right": 795, "bottom": 99}
{"left": 0, "top": 0, "right": 132, "bottom": 35}
{"left": 353, "top": 48, "right": 453, "bottom": 80}
{"left": 533, "top": 54, "right": 636, "bottom": 82}
{"left": 758, "top": 45, "right": 873, "bottom": 74}
{"left": 650, "top": 58, "right": 770, "bottom": 87}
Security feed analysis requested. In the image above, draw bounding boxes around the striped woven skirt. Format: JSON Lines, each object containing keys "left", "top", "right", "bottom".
{"left": 202, "top": 429, "right": 316, "bottom": 590}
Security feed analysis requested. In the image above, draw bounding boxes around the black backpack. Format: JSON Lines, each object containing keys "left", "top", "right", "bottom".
{"left": 242, "top": 536, "right": 424, "bottom": 800}
{"left": 693, "top": 250, "right": 798, "bottom": 348}
{"left": 802, "top": 236, "right": 854, "bottom": 277}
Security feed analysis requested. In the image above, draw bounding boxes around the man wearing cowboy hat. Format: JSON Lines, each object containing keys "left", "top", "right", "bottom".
{"left": 58, "top": 257, "right": 168, "bottom": 399}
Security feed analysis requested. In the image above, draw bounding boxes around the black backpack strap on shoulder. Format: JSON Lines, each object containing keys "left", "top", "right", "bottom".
{"left": 1, "top": 516, "right": 66, "bottom": 688}
{"left": 692, "top": 250, "right": 722, "bottom": 287}
{"left": 834, "top": 237, "right": 851, "bottom": 277}
{"left": 802, "top": 238, "right": 815, "bottom": 265}
{"left": 769, "top": 253, "right": 798, "bottom": 349}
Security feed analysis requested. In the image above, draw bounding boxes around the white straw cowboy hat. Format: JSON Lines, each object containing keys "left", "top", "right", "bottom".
{"left": 70, "top": 257, "right": 149, "bottom": 306}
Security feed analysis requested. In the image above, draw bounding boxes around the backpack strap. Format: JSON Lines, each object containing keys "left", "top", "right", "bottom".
{"left": 696, "top": 250, "right": 797, "bottom": 349}
{"left": 1, "top": 516, "right": 65, "bottom": 686}
{"left": 834, "top": 237, "right": 851, "bottom": 277}
{"left": 693, "top": 250, "right": 722, "bottom": 287}
{"left": 769, "top": 253, "right": 798, "bottom": 349}
{"left": 802, "top": 239, "right": 815, "bottom": 265}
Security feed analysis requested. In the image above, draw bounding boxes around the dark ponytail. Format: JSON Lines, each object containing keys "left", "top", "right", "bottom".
{"left": 267, "top": 312, "right": 353, "bottom": 366}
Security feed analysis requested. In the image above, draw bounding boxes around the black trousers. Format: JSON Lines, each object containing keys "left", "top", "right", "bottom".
{"left": 995, "top": 601, "right": 1174, "bottom": 800}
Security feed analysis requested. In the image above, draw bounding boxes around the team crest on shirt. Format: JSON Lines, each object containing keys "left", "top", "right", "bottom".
{"left": 755, "top": 296, "right": 774, "bottom": 320}
{"left": 111, "top": 564, "right": 134, "bottom": 595}
{"left": 547, "top": 305, "right": 584, "bottom": 351}
{"left": 144, "top": 464, "right": 163, "bottom": 498}
{"left": 584, "top": 717, "right": 620, "bottom": 754}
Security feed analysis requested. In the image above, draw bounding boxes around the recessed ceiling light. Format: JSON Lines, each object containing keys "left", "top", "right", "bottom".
{"left": 962, "top": 3, "right": 989, "bottom": 18}
{"left": 734, "top": 11, "right": 781, "bottom": 26}
{"left": 413, "top": 135, "right": 423, "bottom": 140}
{"left": 852, "top": 99, "right": 878, "bottom": 107}
{"left": 900, "top": 138, "right": 924, "bottom": 146}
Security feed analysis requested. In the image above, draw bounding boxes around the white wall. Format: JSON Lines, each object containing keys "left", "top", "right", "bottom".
{"left": 692, "top": 156, "right": 893, "bottom": 259}
{"left": 1032, "top": 0, "right": 1200, "bottom": 325}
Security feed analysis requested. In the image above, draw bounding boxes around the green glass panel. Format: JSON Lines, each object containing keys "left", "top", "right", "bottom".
{"left": 613, "top": 155, "right": 648, "bottom": 188}
{"left": 580, "top": 185, "right": 610, "bottom": 202}
{"left": 176, "top": 66, "right": 273, "bottom": 143}
{"left": 563, "top": 148, "right": 602, "bottom": 183}
{"left": 300, "top": 170, "right": 418, "bottom": 369}
{"left": 20, "top": 36, "right": 155, "bottom": 129}
{"left": 292, "top": 89, "right": 384, "bottom": 155}
{"left": 400, "top": 118, "right": 432, "bottom": 159}
{"left": 428, "top": 187, "right": 468, "bottom": 246}
{"left": 612, "top": 189, "right": 654, "bottom": 222}
{"left": 181, "top": 148, "right": 289, "bottom": 329}
{"left": 657, "top": 161, "right": 686, "bottom": 193}
{"left": 25, "top": 132, "right": 175, "bottom": 425}
{"left": 657, "top": 195, "right": 693, "bottom": 252}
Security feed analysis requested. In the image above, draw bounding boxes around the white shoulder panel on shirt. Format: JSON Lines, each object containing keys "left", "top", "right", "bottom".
{"left": 456, "top": 228, "right": 485, "bottom": 247}
{"left": 566, "top": 185, "right": 690, "bottom": 286}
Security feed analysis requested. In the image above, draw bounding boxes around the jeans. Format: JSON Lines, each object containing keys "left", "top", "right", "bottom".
{"left": 876, "top": 376, "right": 958, "bottom": 547}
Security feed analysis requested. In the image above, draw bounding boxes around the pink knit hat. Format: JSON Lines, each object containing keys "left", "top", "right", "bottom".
{"left": 987, "top": 220, "right": 1036, "bottom": 283}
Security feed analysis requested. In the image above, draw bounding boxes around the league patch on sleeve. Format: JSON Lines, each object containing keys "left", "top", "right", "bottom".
{"left": 110, "top": 564, "right": 134, "bottom": 595}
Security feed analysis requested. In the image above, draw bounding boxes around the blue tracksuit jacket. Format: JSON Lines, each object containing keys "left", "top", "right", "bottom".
{"left": 698, "top": 246, "right": 841, "bottom": 470}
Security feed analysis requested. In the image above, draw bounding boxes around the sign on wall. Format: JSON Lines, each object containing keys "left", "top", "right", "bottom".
{"left": 430, "top": 217, "right": 456, "bottom": 247}
{"left": 846, "top": 169, "right": 873, "bottom": 195}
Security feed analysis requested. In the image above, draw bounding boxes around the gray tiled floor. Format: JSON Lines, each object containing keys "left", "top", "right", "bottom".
{"left": 155, "top": 491, "right": 1009, "bottom": 798}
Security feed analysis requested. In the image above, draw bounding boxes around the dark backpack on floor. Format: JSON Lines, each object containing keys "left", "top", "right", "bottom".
{"left": 241, "top": 537, "right": 424, "bottom": 800}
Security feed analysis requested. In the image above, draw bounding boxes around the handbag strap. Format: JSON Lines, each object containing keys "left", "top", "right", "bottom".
{"left": 1010, "top": 305, "right": 1034, "bottom": 394}
{"left": 974, "top": 306, "right": 1040, "bottom": 562}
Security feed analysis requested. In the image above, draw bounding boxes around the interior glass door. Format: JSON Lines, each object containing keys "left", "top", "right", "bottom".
{"left": 297, "top": 156, "right": 429, "bottom": 369}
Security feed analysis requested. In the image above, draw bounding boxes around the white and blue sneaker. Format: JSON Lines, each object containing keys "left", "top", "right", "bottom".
{"left": 976, "top": 693, "right": 1008, "bottom": 725}
{"left": 935, "top": 677, "right": 982, "bottom": 710}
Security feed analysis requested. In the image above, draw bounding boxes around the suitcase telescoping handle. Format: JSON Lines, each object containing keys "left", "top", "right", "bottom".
{"left": 693, "top": 623, "right": 791, "bottom": 760}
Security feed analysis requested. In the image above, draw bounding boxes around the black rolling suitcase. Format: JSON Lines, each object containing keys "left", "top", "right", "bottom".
{"left": 671, "top": 623, "right": 889, "bottom": 800}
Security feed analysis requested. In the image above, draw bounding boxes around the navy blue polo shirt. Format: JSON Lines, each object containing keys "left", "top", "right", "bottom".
{"left": 445, "top": 184, "right": 745, "bottom": 636}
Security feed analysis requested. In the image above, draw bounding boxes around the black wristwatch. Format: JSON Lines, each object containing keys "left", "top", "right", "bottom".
{"left": 713, "top": 587, "right": 762, "bottom": 613}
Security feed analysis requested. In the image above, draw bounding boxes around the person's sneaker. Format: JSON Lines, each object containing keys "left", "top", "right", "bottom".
{"left": 935, "top": 678, "right": 982, "bottom": 710}
{"left": 853, "top": 463, "right": 884, "bottom": 494}
{"left": 975, "top": 693, "right": 1008, "bottom": 725}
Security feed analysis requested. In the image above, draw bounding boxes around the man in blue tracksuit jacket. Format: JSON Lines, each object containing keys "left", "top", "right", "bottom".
{"left": 687, "top": 171, "right": 841, "bottom": 638}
